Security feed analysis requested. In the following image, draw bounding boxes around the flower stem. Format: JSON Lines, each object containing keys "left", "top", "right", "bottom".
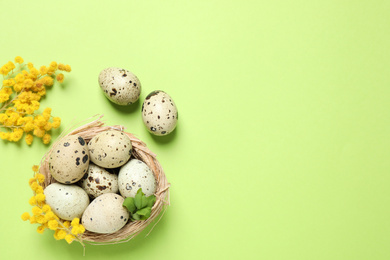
{"left": 0, "top": 89, "right": 24, "bottom": 111}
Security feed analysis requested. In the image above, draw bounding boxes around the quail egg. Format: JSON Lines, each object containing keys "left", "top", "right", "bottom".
{"left": 88, "top": 130, "right": 132, "bottom": 168}
{"left": 118, "top": 159, "right": 157, "bottom": 198}
{"left": 81, "top": 193, "right": 130, "bottom": 234}
{"left": 44, "top": 183, "right": 90, "bottom": 221}
{"left": 48, "top": 135, "right": 89, "bottom": 184}
{"left": 98, "top": 67, "right": 141, "bottom": 105}
{"left": 141, "top": 90, "right": 178, "bottom": 136}
{"left": 80, "top": 164, "right": 119, "bottom": 198}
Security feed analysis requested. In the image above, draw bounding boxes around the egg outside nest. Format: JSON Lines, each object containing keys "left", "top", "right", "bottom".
{"left": 98, "top": 67, "right": 141, "bottom": 106}
{"left": 141, "top": 90, "right": 178, "bottom": 136}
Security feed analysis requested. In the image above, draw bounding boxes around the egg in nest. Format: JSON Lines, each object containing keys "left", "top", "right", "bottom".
{"left": 88, "top": 130, "right": 132, "bottom": 168}
{"left": 48, "top": 135, "right": 89, "bottom": 184}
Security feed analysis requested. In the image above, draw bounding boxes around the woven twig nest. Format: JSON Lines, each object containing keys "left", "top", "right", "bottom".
{"left": 39, "top": 116, "right": 170, "bottom": 244}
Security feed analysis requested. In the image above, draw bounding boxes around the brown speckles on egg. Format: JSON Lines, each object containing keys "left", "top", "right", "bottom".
{"left": 97, "top": 185, "right": 107, "bottom": 191}
{"left": 78, "top": 136, "right": 86, "bottom": 146}
{"left": 110, "top": 88, "right": 117, "bottom": 97}
{"left": 81, "top": 164, "right": 119, "bottom": 198}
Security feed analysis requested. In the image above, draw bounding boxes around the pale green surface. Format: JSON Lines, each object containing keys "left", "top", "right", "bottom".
{"left": 1, "top": 0, "right": 390, "bottom": 259}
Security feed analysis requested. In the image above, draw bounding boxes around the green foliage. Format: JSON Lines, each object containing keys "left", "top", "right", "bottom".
{"left": 123, "top": 188, "right": 156, "bottom": 221}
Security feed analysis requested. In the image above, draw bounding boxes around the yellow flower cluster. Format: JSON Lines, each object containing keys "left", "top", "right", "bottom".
{"left": 0, "top": 56, "right": 70, "bottom": 145}
{"left": 21, "top": 165, "right": 86, "bottom": 244}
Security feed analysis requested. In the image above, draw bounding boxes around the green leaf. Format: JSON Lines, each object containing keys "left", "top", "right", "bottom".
{"left": 134, "top": 189, "right": 143, "bottom": 209}
{"left": 134, "top": 188, "right": 149, "bottom": 209}
{"left": 132, "top": 213, "right": 141, "bottom": 221}
{"left": 143, "top": 208, "right": 152, "bottom": 219}
{"left": 140, "top": 215, "right": 148, "bottom": 220}
{"left": 138, "top": 208, "right": 152, "bottom": 220}
{"left": 147, "top": 195, "right": 156, "bottom": 208}
{"left": 136, "top": 207, "right": 151, "bottom": 216}
{"left": 123, "top": 197, "right": 136, "bottom": 213}
{"left": 140, "top": 195, "right": 148, "bottom": 209}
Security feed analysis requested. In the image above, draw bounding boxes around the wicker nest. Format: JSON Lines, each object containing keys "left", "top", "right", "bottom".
{"left": 39, "top": 116, "right": 170, "bottom": 245}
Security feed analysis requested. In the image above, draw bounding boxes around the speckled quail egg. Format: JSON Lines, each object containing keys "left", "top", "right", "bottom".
{"left": 81, "top": 193, "right": 129, "bottom": 234}
{"left": 88, "top": 130, "right": 132, "bottom": 168}
{"left": 80, "top": 164, "right": 119, "bottom": 198}
{"left": 48, "top": 135, "right": 90, "bottom": 184}
{"left": 142, "top": 90, "right": 178, "bottom": 136}
{"left": 44, "top": 183, "right": 89, "bottom": 221}
{"left": 98, "top": 67, "right": 141, "bottom": 106}
{"left": 118, "top": 159, "right": 157, "bottom": 198}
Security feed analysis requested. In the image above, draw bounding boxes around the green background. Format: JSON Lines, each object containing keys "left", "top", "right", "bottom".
{"left": 1, "top": 0, "right": 390, "bottom": 259}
